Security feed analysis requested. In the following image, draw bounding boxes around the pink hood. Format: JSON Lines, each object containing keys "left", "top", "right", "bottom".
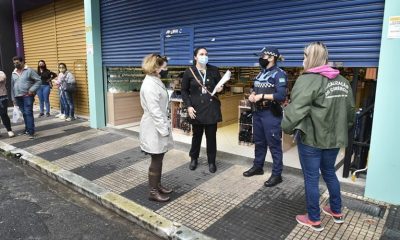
{"left": 306, "top": 65, "right": 339, "bottom": 80}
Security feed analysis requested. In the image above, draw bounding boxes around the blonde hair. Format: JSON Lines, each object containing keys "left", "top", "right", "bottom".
{"left": 303, "top": 42, "right": 328, "bottom": 71}
{"left": 141, "top": 54, "right": 168, "bottom": 75}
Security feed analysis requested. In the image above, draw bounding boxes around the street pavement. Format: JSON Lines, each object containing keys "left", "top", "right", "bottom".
{"left": 0, "top": 155, "right": 160, "bottom": 240}
{"left": 0, "top": 112, "right": 399, "bottom": 240}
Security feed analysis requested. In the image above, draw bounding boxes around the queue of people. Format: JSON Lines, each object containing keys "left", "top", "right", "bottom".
{"left": 139, "top": 42, "right": 355, "bottom": 233}
{"left": 0, "top": 56, "right": 77, "bottom": 139}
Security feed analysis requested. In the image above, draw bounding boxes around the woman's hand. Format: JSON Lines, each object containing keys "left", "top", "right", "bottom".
{"left": 188, "top": 107, "right": 196, "bottom": 119}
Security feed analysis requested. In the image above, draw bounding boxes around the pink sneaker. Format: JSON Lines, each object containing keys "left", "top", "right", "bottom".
{"left": 296, "top": 214, "right": 324, "bottom": 232}
{"left": 322, "top": 206, "right": 344, "bottom": 224}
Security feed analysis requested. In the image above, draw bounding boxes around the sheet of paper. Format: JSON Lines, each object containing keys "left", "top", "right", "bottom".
{"left": 211, "top": 70, "right": 231, "bottom": 96}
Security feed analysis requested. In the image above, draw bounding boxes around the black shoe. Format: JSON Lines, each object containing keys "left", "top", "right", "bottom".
{"left": 264, "top": 175, "right": 283, "bottom": 187}
{"left": 243, "top": 166, "right": 264, "bottom": 177}
{"left": 46, "top": 113, "right": 50, "bottom": 117}
{"left": 189, "top": 159, "right": 198, "bottom": 171}
{"left": 209, "top": 163, "right": 217, "bottom": 173}
{"left": 38, "top": 113, "right": 44, "bottom": 118}
{"left": 18, "top": 131, "right": 27, "bottom": 136}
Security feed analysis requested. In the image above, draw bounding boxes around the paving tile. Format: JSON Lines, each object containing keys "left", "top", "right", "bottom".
{"left": 53, "top": 138, "right": 133, "bottom": 170}
{"left": 71, "top": 146, "right": 148, "bottom": 180}
{"left": 2, "top": 113, "right": 394, "bottom": 240}
{"left": 36, "top": 130, "right": 117, "bottom": 160}
{"left": 12, "top": 125, "right": 91, "bottom": 149}
{"left": 93, "top": 149, "right": 190, "bottom": 194}
{"left": 24, "top": 123, "right": 93, "bottom": 153}
{"left": 122, "top": 156, "right": 233, "bottom": 212}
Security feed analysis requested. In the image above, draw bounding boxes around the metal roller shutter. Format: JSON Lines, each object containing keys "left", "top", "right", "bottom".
{"left": 100, "top": 0, "right": 384, "bottom": 67}
{"left": 21, "top": 3, "right": 59, "bottom": 109}
{"left": 54, "top": 0, "right": 89, "bottom": 116}
{"left": 21, "top": 0, "right": 89, "bottom": 116}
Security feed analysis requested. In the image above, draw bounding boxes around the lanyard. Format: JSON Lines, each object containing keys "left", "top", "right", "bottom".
{"left": 197, "top": 69, "right": 207, "bottom": 84}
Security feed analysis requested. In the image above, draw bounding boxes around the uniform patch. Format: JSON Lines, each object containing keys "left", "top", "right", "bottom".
{"left": 279, "top": 78, "right": 286, "bottom": 83}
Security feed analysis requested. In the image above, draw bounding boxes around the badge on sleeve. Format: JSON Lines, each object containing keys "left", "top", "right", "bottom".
{"left": 279, "top": 78, "right": 286, "bottom": 83}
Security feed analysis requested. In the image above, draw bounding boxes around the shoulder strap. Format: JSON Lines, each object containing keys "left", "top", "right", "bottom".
{"left": 189, "top": 67, "right": 217, "bottom": 98}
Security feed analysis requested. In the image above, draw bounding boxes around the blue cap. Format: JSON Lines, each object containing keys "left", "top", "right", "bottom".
{"left": 255, "top": 46, "right": 280, "bottom": 58}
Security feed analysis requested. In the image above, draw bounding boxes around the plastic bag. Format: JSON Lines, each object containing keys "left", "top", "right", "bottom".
{"left": 12, "top": 106, "right": 22, "bottom": 123}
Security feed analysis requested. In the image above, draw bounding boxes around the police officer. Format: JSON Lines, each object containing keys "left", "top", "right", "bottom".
{"left": 243, "top": 46, "right": 287, "bottom": 187}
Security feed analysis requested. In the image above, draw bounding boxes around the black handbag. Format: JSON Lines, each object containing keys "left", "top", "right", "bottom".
{"left": 63, "top": 81, "right": 76, "bottom": 92}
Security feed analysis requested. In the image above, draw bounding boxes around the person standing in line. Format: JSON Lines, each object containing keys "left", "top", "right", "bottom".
{"left": 282, "top": 42, "right": 355, "bottom": 231}
{"left": 139, "top": 54, "right": 173, "bottom": 202}
{"left": 242, "top": 46, "right": 288, "bottom": 188}
{"left": 11, "top": 56, "right": 41, "bottom": 139}
{"left": 36, "top": 60, "right": 57, "bottom": 117}
{"left": 0, "top": 71, "right": 15, "bottom": 138}
{"left": 181, "top": 47, "right": 224, "bottom": 173}
{"left": 57, "top": 63, "right": 76, "bottom": 121}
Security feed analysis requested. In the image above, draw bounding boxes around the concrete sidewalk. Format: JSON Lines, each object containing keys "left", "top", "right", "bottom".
{"left": 1, "top": 115, "right": 399, "bottom": 240}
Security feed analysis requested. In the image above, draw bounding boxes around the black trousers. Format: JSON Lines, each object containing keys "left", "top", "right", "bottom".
{"left": 190, "top": 123, "right": 217, "bottom": 164}
{"left": 0, "top": 98, "right": 12, "bottom": 131}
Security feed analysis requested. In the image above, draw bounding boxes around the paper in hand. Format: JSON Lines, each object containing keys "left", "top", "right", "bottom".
{"left": 211, "top": 70, "right": 231, "bottom": 96}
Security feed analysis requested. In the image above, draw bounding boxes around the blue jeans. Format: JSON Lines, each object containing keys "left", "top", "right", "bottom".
{"left": 61, "top": 90, "right": 74, "bottom": 118}
{"left": 58, "top": 89, "right": 64, "bottom": 114}
{"left": 37, "top": 85, "right": 51, "bottom": 114}
{"left": 253, "top": 110, "right": 283, "bottom": 176}
{"left": 15, "top": 96, "right": 35, "bottom": 135}
{"left": 297, "top": 140, "right": 341, "bottom": 222}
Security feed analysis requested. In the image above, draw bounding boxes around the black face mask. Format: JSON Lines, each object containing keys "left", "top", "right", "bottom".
{"left": 259, "top": 58, "right": 269, "bottom": 68}
{"left": 159, "top": 70, "right": 168, "bottom": 78}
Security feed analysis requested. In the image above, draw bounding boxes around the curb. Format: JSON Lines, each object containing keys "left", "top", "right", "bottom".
{"left": 0, "top": 142, "right": 214, "bottom": 240}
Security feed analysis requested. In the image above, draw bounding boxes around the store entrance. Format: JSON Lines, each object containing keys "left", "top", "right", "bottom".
{"left": 107, "top": 65, "right": 377, "bottom": 182}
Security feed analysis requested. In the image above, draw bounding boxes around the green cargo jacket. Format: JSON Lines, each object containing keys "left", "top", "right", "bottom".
{"left": 281, "top": 73, "right": 355, "bottom": 149}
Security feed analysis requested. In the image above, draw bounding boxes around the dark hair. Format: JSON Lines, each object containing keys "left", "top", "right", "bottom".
{"left": 58, "top": 63, "right": 67, "bottom": 72}
{"left": 37, "top": 60, "right": 47, "bottom": 72}
{"left": 193, "top": 47, "right": 207, "bottom": 65}
{"left": 12, "top": 56, "right": 24, "bottom": 62}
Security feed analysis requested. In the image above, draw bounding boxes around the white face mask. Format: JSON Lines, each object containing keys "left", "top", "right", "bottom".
{"left": 197, "top": 55, "right": 208, "bottom": 65}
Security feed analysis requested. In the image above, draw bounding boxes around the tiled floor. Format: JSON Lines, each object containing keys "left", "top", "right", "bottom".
{"left": 113, "top": 121, "right": 362, "bottom": 186}
{"left": 4, "top": 113, "right": 393, "bottom": 239}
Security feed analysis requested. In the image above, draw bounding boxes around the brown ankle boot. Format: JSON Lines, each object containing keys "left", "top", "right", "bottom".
{"left": 149, "top": 188, "right": 170, "bottom": 202}
{"left": 158, "top": 184, "right": 173, "bottom": 194}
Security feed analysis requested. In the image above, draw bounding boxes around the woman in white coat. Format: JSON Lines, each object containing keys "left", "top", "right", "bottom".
{"left": 140, "top": 54, "right": 173, "bottom": 202}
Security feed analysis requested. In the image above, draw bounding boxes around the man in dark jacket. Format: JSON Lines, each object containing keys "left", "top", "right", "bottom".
{"left": 11, "top": 56, "right": 41, "bottom": 139}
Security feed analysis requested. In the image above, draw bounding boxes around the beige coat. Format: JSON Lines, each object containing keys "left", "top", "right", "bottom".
{"left": 139, "top": 75, "right": 173, "bottom": 154}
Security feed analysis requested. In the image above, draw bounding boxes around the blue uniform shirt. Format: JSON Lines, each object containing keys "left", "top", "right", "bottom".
{"left": 253, "top": 65, "right": 287, "bottom": 102}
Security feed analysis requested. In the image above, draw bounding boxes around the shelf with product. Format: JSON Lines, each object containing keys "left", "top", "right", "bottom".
{"left": 238, "top": 98, "right": 254, "bottom": 146}
{"left": 170, "top": 98, "right": 192, "bottom": 135}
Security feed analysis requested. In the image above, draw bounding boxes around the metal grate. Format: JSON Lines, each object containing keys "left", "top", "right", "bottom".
{"left": 341, "top": 195, "right": 387, "bottom": 218}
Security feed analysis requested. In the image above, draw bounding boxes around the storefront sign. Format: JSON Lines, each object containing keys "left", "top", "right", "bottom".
{"left": 388, "top": 16, "right": 400, "bottom": 39}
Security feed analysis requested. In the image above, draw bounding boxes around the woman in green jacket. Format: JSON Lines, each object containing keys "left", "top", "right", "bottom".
{"left": 282, "top": 42, "right": 355, "bottom": 231}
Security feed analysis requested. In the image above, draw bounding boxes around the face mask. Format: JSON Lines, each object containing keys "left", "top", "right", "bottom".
{"left": 259, "top": 58, "right": 269, "bottom": 68}
{"left": 159, "top": 69, "right": 168, "bottom": 78}
{"left": 197, "top": 55, "right": 208, "bottom": 65}
{"left": 14, "top": 63, "right": 22, "bottom": 69}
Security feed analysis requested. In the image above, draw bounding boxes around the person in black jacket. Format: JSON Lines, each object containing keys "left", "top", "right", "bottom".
{"left": 36, "top": 60, "right": 57, "bottom": 117}
{"left": 181, "top": 47, "right": 223, "bottom": 173}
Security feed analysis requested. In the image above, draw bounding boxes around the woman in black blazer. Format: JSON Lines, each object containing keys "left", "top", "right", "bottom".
{"left": 181, "top": 47, "right": 223, "bottom": 173}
